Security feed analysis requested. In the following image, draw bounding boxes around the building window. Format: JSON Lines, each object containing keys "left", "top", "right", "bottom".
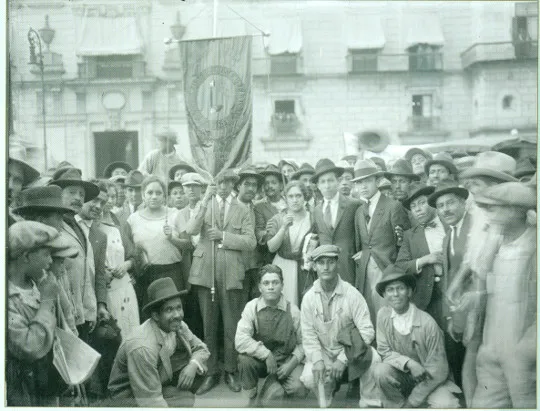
{"left": 142, "top": 91, "right": 153, "bottom": 112}
{"left": 411, "top": 94, "right": 434, "bottom": 129}
{"left": 408, "top": 44, "right": 443, "bottom": 71}
{"left": 96, "top": 55, "right": 134, "bottom": 79}
{"left": 270, "top": 54, "right": 298, "bottom": 75}
{"left": 502, "top": 95, "right": 514, "bottom": 110}
{"left": 76, "top": 92, "right": 86, "bottom": 114}
{"left": 349, "top": 50, "right": 378, "bottom": 73}
{"left": 37, "top": 90, "right": 63, "bottom": 116}
{"left": 272, "top": 99, "right": 299, "bottom": 133}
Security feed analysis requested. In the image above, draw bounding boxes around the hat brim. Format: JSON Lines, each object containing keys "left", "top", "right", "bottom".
{"left": 234, "top": 173, "right": 265, "bottom": 189}
{"left": 103, "top": 162, "right": 133, "bottom": 178}
{"left": 142, "top": 290, "right": 189, "bottom": 313}
{"left": 312, "top": 252, "right": 339, "bottom": 262}
{"left": 376, "top": 273, "right": 416, "bottom": 297}
{"left": 260, "top": 170, "right": 286, "bottom": 181}
{"left": 428, "top": 187, "right": 469, "bottom": 208}
{"left": 169, "top": 164, "right": 196, "bottom": 180}
{"left": 49, "top": 180, "right": 100, "bottom": 203}
{"left": 424, "top": 160, "right": 458, "bottom": 176}
{"left": 405, "top": 148, "right": 432, "bottom": 162}
{"left": 459, "top": 168, "right": 518, "bottom": 182}
{"left": 168, "top": 181, "right": 184, "bottom": 191}
{"left": 350, "top": 171, "right": 385, "bottom": 183}
{"left": 383, "top": 172, "right": 421, "bottom": 182}
{"left": 10, "top": 158, "right": 40, "bottom": 186}
{"left": 13, "top": 204, "right": 76, "bottom": 215}
{"left": 290, "top": 169, "right": 315, "bottom": 181}
{"left": 403, "top": 186, "right": 436, "bottom": 210}
{"left": 311, "top": 167, "right": 345, "bottom": 183}
{"left": 52, "top": 246, "right": 79, "bottom": 258}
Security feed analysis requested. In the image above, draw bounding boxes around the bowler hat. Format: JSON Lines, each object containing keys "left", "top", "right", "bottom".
{"left": 428, "top": 179, "right": 469, "bottom": 208}
{"left": 311, "top": 159, "right": 344, "bottom": 184}
{"left": 124, "top": 170, "right": 145, "bottom": 188}
{"left": 350, "top": 159, "right": 384, "bottom": 183}
{"left": 376, "top": 264, "right": 416, "bottom": 297}
{"left": 142, "top": 277, "right": 188, "bottom": 313}
{"left": 384, "top": 159, "right": 420, "bottom": 181}
{"left": 424, "top": 152, "right": 458, "bottom": 176}
{"left": 48, "top": 167, "right": 100, "bottom": 203}
{"left": 370, "top": 156, "right": 387, "bottom": 172}
{"left": 235, "top": 165, "right": 264, "bottom": 190}
{"left": 404, "top": 147, "right": 433, "bottom": 162}
{"left": 310, "top": 244, "right": 341, "bottom": 261}
{"left": 402, "top": 182, "right": 436, "bottom": 210}
{"left": 8, "top": 144, "right": 40, "bottom": 186}
{"left": 14, "top": 186, "right": 75, "bottom": 215}
{"left": 168, "top": 180, "right": 184, "bottom": 193}
{"left": 474, "top": 182, "right": 536, "bottom": 209}
{"left": 290, "top": 163, "right": 315, "bottom": 181}
{"left": 514, "top": 157, "right": 536, "bottom": 179}
{"left": 181, "top": 172, "right": 206, "bottom": 186}
{"left": 459, "top": 151, "right": 518, "bottom": 182}
{"left": 103, "top": 161, "right": 133, "bottom": 179}
{"left": 9, "top": 221, "right": 72, "bottom": 260}
{"left": 259, "top": 164, "right": 286, "bottom": 182}
{"left": 156, "top": 129, "right": 178, "bottom": 143}
{"left": 169, "top": 161, "right": 196, "bottom": 180}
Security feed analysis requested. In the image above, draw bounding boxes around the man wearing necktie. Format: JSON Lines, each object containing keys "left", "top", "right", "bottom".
{"left": 395, "top": 182, "right": 446, "bottom": 329}
{"left": 427, "top": 179, "right": 471, "bottom": 390}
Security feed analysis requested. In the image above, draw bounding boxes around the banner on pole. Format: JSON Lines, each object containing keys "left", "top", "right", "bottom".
{"left": 179, "top": 36, "right": 253, "bottom": 177}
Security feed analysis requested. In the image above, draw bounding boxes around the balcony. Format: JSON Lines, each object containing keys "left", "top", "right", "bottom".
{"left": 409, "top": 115, "right": 442, "bottom": 131}
{"left": 78, "top": 56, "right": 146, "bottom": 80}
{"left": 461, "top": 41, "right": 538, "bottom": 69}
{"left": 347, "top": 52, "right": 443, "bottom": 73}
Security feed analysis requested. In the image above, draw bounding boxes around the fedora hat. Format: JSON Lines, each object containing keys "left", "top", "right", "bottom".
{"left": 376, "top": 264, "right": 416, "bottom": 297}
{"left": 260, "top": 164, "right": 286, "bottom": 182}
{"left": 181, "top": 172, "right": 206, "bottom": 186}
{"left": 156, "top": 129, "right": 178, "bottom": 143}
{"left": 474, "top": 182, "right": 536, "bottom": 209}
{"left": 169, "top": 161, "right": 196, "bottom": 180}
{"left": 8, "top": 145, "right": 40, "bottom": 187}
{"left": 278, "top": 159, "right": 299, "bottom": 172}
{"left": 48, "top": 167, "right": 100, "bottom": 203}
{"left": 311, "top": 158, "right": 344, "bottom": 184}
{"left": 424, "top": 152, "right": 458, "bottom": 176}
{"left": 142, "top": 277, "right": 188, "bottom": 314}
{"left": 14, "top": 186, "right": 75, "bottom": 215}
{"left": 124, "top": 170, "right": 145, "bottom": 188}
{"left": 350, "top": 159, "right": 384, "bottom": 183}
{"left": 402, "top": 182, "right": 436, "bottom": 210}
{"left": 459, "top": 151, "right": 518, "bottom": 182}
{"left": 384, "top": 159, "right": 420, "bottom": 181}
{"left": 377, "top": 177, "right": 392, "bottom": 190}
{"left": 291, "top": 163, "right": 315, "bottom": 180}
{"left": 405, "top": 147, "right": 433, "bottom": 162}
{"left": 454, "top": 156, "right": 476, "bottom": 174}
{"left": 102, "top": 161, "right": 133, "bottom": 179}
{"left": 369, "top": 156, "right": 387, "bottom": 172}
{"left": 514, "top": 157, "right": 536, "bottom": 179}
{"left": 428, "top": 179, "right": 469, "bottom": 208}
{"left": 235, "top": 165, "right": 264, "bottom": 190}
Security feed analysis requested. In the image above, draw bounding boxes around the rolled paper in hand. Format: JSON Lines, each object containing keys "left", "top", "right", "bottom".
{"left": 318, "top": 380, "right": 327, "bottom": 408}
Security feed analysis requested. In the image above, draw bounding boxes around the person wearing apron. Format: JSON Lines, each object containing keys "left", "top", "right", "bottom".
{"left": 235, "top": 264, "right": 305, "bottom": 406}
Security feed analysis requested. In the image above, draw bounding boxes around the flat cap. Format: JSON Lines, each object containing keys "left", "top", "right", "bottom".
{"left": 9, "top": 221, "right": 71, "bottom": 260}
{"left": 310, "top": 244, "right": 341, "bottom": 261}
{"left": 474, "top": 182, "right": 536, "bottom": 209}
{"left": 181, "top": 172, "right": 206, "bottom": 186}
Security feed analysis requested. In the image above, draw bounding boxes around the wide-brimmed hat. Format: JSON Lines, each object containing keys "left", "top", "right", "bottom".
{"left": 377, "top": 178, "right": 392, "bottom": 190}
{"left": 369, "top": 156, "right": 387, "bottom": 172}
{"left": 351, "top": 159, "right": 384, "bottom": 183}
{"left": 259, "top": 164, "right": 286, "bottom": 182}
{"left": 48, "top": 167, "right": 100, "bottom": 202}
{"left": 309, "top": 244, "right": 341, "bottom": 262}
{"left": 142, "top": 277, "right": 188, "bottom": 313}
{"left": 109, "top": 175, "right": 126, "bottom": 184}
{"left": 181, "top": 172, "right": 206, "bottom": 186}
{"left": 169, "top": 161, "right": 196, "bottom": 180}
{"left": 102, "top": 161, "right": 133, "bottom": 179}
{"left": 459, "top": 151, "right": 518, "bottom": 182}
{"left": 341, "top": 155, "right": 358, "bottom": 165}
{"left": 384, "top": 159, "right": 421, "bottom": 181}
{"left": 278, "top": 159, "right": 299, "bottom": 172}
{"left": 474, "top": 182, "right": 536, "bottom": 209}
{"left": 9, "top": 221, "right": 72, "bottom": 260}
{"left": 8, "top": 145, "right": 40, "bottom": 187}
{"left": 215, "top": 168, "right": 239, "bottom": 185}
{"left": 514, "top": 157, "right": 536, "bottom": 179}
{"left": 168, "top": 180, "right": 184, "bottom": 193}
{"left": 235, "top": 165, "right": 264, "bottom": 190}
{"left": 376, "top": 264, "right": 416, "bottom": 297}
{"left": 454, "top": 156, "right": 476, "bottom": 174}
{"left": 13, "top": 186, "right": 75, "bottom": 215}
{"left": 123, "top": 170, "right": 145, "bottom": 188}
{"left": 424, "top": 152, "right": 458, "bottom": 176}
{"left": 156, "top": 129, "right": 178, "bottom": 143}
{"left": 405, "top": 147, "right": 433, "bottom": 162}
{"left": 290, "top": 163, "right": 315, "bottom": 181}
{"left": 428, "top": 179, "right": 469, "bottom": 208}
{"left": 311, "top": 159, "right": 344, "bottom": 184}
{"left": 402, "top": 182, "right": 436, "bottom": 210}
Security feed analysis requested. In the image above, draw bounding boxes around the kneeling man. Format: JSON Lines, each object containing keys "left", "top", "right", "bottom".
{"left": 108, "top": 278, "right": 210, "bottom": 407}
{"left": 373, "top": 265, "right": 460, "bottom": 408}
{"left": 235, "top": 264, "right": 305, "bottom": 406}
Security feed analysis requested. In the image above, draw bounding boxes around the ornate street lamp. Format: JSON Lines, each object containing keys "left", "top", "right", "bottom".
{"left": 27, "top": 27, "right": 48, "bottom": 170}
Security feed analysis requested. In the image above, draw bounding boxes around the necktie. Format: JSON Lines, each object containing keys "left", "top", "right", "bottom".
{"left": 219, "top": 199, "right": 226, "bottom": 228}
{"left": 422, "top": 220, "right": 438, "bottom": 229}
{"left": 364, "top": 200, "right": 371, "bottom": 224}
{"left": 450, "top": 225, "right": 457, "bottom": 256}
{"left": 324, "top": 201, "right": 333, "bottom": 229}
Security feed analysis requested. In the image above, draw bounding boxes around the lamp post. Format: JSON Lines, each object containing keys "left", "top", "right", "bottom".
{"left": 27, "top": 28, "right": 48, "bottom": 170}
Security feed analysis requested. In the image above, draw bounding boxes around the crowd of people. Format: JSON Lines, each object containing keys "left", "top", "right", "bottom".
{"left": 6, "top": 128, "right": 537, "bottom": 408}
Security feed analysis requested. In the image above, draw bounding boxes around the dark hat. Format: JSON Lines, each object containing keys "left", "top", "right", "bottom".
{"left": 377, "top": 178, "right": 392, "bottom": 190}
{"left": 48, "top": 167, "right": 100, "bottom": 203}
{"left": 124, "top": 170, "right": 145, "bottom": 188}
{"left": 13, "top": 186, "right": 76, "bottom": 214}
{"left": 454, "top": 156, "right": 476, "bottom": 174}
{"left": 350, "top": 159, "right": 384, "bottom": 183}
{"left": 278, "top": 159, "right": 299, "bottom": 172}
{"left": 311, "top": 159, "right": 344, "bottom": 184}
{"left": 428, "top": 179, "right": 469, "bottom": 208}
{"left": 142, "top": 277, "right": 188, "bottom": 313}
{"left": 460, "top": 151, "right": 518, "bottom": 182}
{"left": 8, "top": 144, "right": 40, "bottom": 186}
{"left": 402, "top": 182, "right": 436, "bottom": 210}
{"left": 341, "top": 155, "right": 358, "bottom": 164}
{"left": 424, "top": 152, "right": 458, "bottom": 176}
{"left": 259, "top": 164, "right": 286, "bottom": 182}
{"left": 370, "top": 156, "right": 387, "bottom": 172}
{"left": 384, "top": 159, "right": 421, "bottom": 181}
{"left": 474, "top": 182, "right": 536, "bottom": 209}
{"left": 309, "top": 244, "right": 341, "bottom": 262}
{"left": 156, "top": 129, "right": 178, "bottom": 143}
{"left": 404, "top": 147, "right": 433, "bottom": 162}
{"left": 56, "top": 160, "right": 75, "bottom": 169}
{"left": 109, "top": 175, "right": 126, "bottom": 184}
{"left": 169, "top": 161, "right": 196, "bottom": 180}
{"left": 514, "top": 157, "right": 536, "bottom": 179}
{"left": 215, "top": 168, "right": 239, "bottom": 184}
{"left": 376, "top": 264, "right": 416, "bottom": 297}
{"left": 290, "top": 163, "right": 315, "bottom": 181}
{"left": 235, "top": 165, "right": 264, "bottom": 190}
{"left": 168, "top": 180, "right": 184, "bottom": 193}
{"left": 102, "top": 161, "right": 133, "bottom": 179}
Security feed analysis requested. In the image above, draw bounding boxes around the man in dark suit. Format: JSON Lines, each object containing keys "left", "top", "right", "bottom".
{"left": 352, "top": 159, "right": 411, "bottom": 326}
{"left": 395, "top": 182, "right": 446, "bottom": 328}
{"left": 312, "top": 158, "right": 360, "bottom": 286}
{"left": 114, "top": 170, "right": 144, "bottom": 228}
{"left": 427, "top": 179, "right": 471, "bottom": 389}
{"left": 186, "top": 170, "right": 257, "bottom": 395}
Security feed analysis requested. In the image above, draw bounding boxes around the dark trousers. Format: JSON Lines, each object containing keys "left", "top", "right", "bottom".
{"left": 445, "top": 332, "right": 466, "bottom": 388}
{"left": 195, "top": 283, "right": 246, "bottom": 375}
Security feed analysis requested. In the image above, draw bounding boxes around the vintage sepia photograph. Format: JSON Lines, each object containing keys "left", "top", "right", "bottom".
{"left": 5, "top": 0, "right": 538, "bottom": 408}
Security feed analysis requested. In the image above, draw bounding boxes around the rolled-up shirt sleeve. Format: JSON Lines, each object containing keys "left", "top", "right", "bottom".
{"left": 235, "top": 301, "right": 271, "bottom": 361}
{"left": 127, "top": 347, "right": 169, "bottom": 408}
{"left": 301, "top": 294, "right": 323, "bottom": 364}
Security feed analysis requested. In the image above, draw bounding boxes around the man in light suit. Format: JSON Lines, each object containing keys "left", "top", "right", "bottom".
{"left": 312, "top": 158, "right": 360, "bottom": 287}
{"left": 352, "top": 159, "right": 411, "bottom": 326}
{"left": 186, "top": 169, "right": 257, "bottom": 395}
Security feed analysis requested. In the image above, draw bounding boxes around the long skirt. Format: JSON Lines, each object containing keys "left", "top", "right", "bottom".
{"left": 272, "top": 255, "right": 307, "bottom": 307}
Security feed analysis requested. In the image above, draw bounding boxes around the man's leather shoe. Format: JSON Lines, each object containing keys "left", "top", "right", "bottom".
{"left": 225, "top": 372, "right": 241, "bottom": 392}
{"left": 196, "top": 375, "right": 220, "bottom": 395}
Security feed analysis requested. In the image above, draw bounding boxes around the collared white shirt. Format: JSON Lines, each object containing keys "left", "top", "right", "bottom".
{"left": 449, "top": 214, "right": 466, "bottom": 256}
{"left": 361, "top": 190, "right": 381, "bottom": 230}
{"left": 216, "top": 194, "right": 233, "bottom": 222}
{"left": 75, "top": 214, "right": 93, "bottom": 236}
{"left": 322, "top": 191, "right": 340, "bottom": 227}
{"left": 391, "top": 303, "right": 417, "bottom": 335}
{"left": 416, "top": 216, "right": 445, "bottom": 274}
